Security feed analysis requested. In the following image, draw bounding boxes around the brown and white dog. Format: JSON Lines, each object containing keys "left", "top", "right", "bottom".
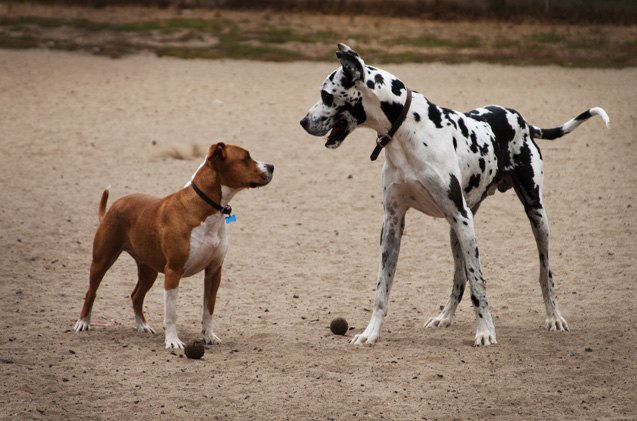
{"left": 73, "top": 143, "right": 274, "bottom": 349}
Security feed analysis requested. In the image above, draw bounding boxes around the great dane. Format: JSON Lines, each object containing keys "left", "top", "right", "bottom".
{"left": 300, "top": 43, "right": 609, "bottom": 346}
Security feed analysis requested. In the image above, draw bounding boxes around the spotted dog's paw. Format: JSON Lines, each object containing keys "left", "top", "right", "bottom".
{"left": 424, "top": 312, "right": 453, "bottom": 328}
{"left": 545, "top": 312, "right": 569, "bottom": 332}
{"left": 474, "top": 318, "right": 497, "bottom": 346}
{"left": 474, "top": 331, "right": 497, "bottom": 347}
{"left": 350, "top": 331, "right": 379, "bottom": 346}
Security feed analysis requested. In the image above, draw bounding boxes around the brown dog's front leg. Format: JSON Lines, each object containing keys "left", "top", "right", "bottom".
{"left": 202, "top": 265, "right": 222, "bottom": 344}
{"left": 164, "top": 268, "right": 184, "bottom": 349}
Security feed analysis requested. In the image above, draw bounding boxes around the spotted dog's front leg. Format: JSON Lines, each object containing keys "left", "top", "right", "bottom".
{"left": 443, "top": 175, "right": 496, "bottom": 346}
{"left": 351, "top": 198, "right": 407, "bottom": 346}
{"left": 452, "top": 218, "right": 496, "bottom": 346}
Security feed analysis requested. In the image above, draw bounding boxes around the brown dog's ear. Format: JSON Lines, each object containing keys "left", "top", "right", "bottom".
{"left": 208, "top": 142, "right": 227, "bottom": 163}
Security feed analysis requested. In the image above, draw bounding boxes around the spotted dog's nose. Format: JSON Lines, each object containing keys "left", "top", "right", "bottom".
{"left": 300, "top": 115, "right": 310, "bottom": 131}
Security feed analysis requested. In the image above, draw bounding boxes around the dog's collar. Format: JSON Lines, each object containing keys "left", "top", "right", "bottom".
{"left": 190, "top": 181, "right": 232, "bottom": 215}
{"left": 370, "top": 88, "right": 413, "bottom": 161}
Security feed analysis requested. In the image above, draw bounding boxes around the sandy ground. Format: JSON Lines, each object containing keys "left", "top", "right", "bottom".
{"left": 1, "top": 49, "right": 636, "bottom": 419}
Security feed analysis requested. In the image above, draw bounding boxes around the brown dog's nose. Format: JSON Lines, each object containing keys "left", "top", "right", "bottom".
{"left": 300, "top": 116, "right": 309, "bottom": 131}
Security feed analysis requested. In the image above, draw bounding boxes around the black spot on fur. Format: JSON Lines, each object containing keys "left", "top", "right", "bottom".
{"left": 374, "top": 73, "right": 384, "bottom": 85}
{"left": 468, "top": 132, "right": 489, "bottom": 156}
{"left": 382, "top": 250, "right": 389, "bottom": 269}
{"left": 381, "top": 101, "right": 403, "bottom": 125}
{"left": 575, "top": 109, "right": 592, "bottom": 121}
{"left": 457, "top": 283, "right": 465, "bottom": 302}
{"left": 413, "top": 112, "right": 421, "bottom": 122}
{"left": 366, "top": 80, "right": 375, "bottom": 89}
{"left": 328, "top": 71, "right": 336, "bottom": 82}
{"left": 479, "top": 158, "right": 486, "bottom": 172}
{"left": 515, "top": 111, "right": 526, "bottom": 129}
{"left": 466, "top": 106, "right": 516, "bottom": 170}
{"left": 350, "top": 100, "right": 367, "bottom": 125}
{"left": 447, "top": 174, "right": 468, "bottom": 219}
{"left": 442, "top": 108, "right": 458, "bottom": 129}
{"left": 513, "top": 141, "right": 542, "bottom": 209}
{"left": 537, "top": 126, "right": 564, "bottom": 140}
{"left": 457, "top": 118, "right": 469, "bottom": 138}
{"left": 428, "top": 103, "right": 443, "bottom": 129}
{"left": 469, "top": 132, "right": 479, "bottom": 153}
{"left": 465, "top": 174, "right": 481, "bottom": 193}
{"left": 320, "top": 90, "right": 334, "bottom": 107}
{"left": 452, "top": 137, "right": 457, "bottom": 150}
{"left": 340, "top": 74, "right": 355, "bottom": 90}
{"left": 391, "top": 79, "right": 405, "bottom": 96}
{"left": 471, "top": 294, "right": 479, "bottom": 308}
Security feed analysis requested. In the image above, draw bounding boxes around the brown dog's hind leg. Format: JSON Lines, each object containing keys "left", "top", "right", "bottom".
{"left": 74, "top": 246, "right": 121, "bottom": 332}
{"left": 131, "top": 261, "right": 158, "bottom": 334}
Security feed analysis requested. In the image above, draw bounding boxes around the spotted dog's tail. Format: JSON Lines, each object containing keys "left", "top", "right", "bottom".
{"left": 98, "top": 186, "right": 110, "bottom": 223}
{"left": 531, "top": 107, "right": 610, "bottom": 140}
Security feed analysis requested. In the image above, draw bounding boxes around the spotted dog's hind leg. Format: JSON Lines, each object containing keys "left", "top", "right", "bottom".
{"left": 511, "top": 137, "right": 568, "bottom": 332}
{"left": 524, "top": 206, "right": 568, "bottom": 331}
{"left": 425, "top": 228, "right": 466, "bottom": 328}
{"left": 351, "top": 192, "right": 408, "bottom": 346}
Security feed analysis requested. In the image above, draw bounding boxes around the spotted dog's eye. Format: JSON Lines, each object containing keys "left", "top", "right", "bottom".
{"left": 321, "top": 90, "right": 334, "bottom": 107}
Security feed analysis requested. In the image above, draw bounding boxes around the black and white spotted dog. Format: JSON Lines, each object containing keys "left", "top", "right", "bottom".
{"left": 300, "top": 44, "right": 609, "bottom": 346}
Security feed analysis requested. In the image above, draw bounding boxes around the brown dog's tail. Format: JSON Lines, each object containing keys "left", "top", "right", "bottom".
{"left": 98, "top": 186, "right": 110, "bottom": 223}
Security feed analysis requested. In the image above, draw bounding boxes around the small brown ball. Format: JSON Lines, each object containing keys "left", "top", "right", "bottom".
{"left": 330, "top": 317, "right": 349, "bottom": 335}
{"left": 184, "top": 340, "right": 205, "bottom": 359}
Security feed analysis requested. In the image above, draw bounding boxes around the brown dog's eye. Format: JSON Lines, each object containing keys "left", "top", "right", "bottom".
{"left": 244, "top": 153, "right": 251, "bottom": 163}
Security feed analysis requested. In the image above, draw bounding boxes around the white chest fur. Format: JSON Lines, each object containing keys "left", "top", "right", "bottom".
{"left": 182, "top": 214, "right": 228, "bottom": 278}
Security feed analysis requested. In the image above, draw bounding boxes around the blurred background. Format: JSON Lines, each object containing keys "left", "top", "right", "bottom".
{"left": 14, "top": 0, "right": 637, "bottom": 23}
{"left": 1, "top": 0, "right": 635, "bottom": 66}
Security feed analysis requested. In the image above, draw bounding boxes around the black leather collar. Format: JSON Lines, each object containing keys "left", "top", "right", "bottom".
{"left": 190, "top": 181, "right": 232, "bottom": 215}
{"left": 370, "top": 88, "right": 413, "bottom": 161}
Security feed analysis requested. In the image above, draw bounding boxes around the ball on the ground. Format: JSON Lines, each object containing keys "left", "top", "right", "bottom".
{"left": 184, "top": 339, "right": 205, "bottom": 359}
{"left": 330, "top": 317, "right": 349, "bottom": 335}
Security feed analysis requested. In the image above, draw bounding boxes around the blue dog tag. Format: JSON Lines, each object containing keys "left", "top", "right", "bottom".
{"left": 225, "top": 214, "right": 237, "bottom": 224}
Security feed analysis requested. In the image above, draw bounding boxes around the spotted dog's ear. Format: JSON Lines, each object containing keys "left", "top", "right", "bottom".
{"left": 336, "top": 43, "right": 364, "bottom": 82}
